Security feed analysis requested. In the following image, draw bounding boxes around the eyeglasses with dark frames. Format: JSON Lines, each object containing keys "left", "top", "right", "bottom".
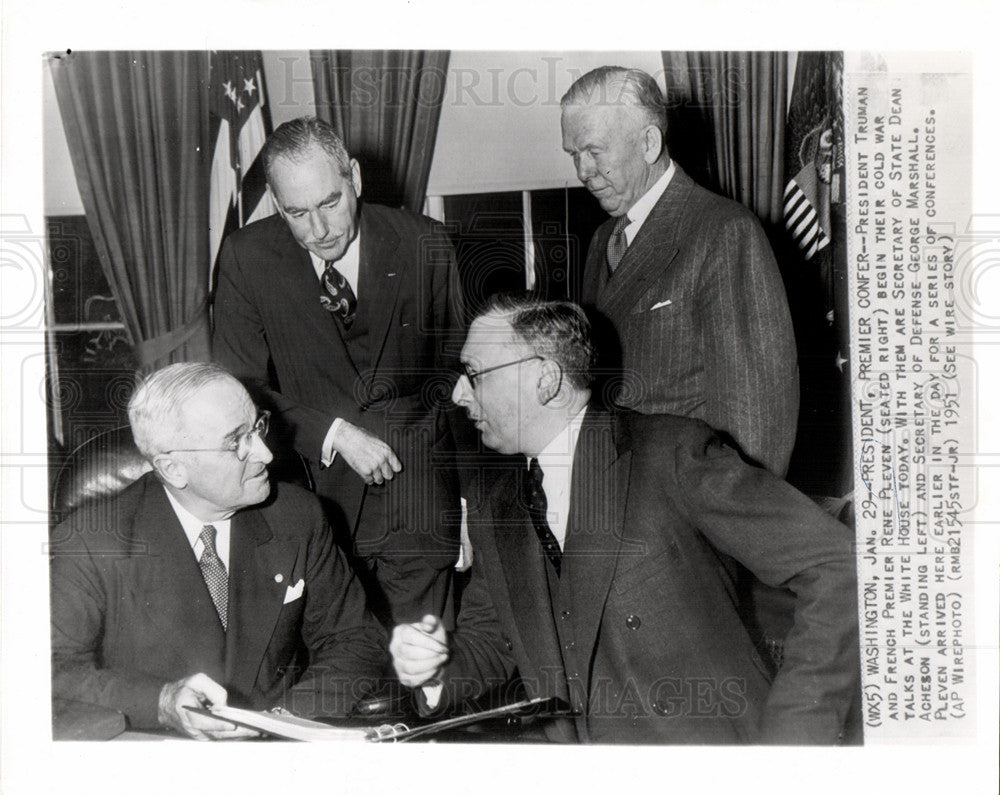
{"left": 161, "top": 411, "right": 270, "bottom": 461}
{"left": 460, "top": 355, "right": 543, "bottom": 386}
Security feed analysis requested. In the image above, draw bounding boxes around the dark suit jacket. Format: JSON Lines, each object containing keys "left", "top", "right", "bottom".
{"left": 49, "top": 474, "right": 387, "bottom": 730}
{"left": 581, "top": 165, "right": 799, "bottom": 476}
{"left": 213, "top": 204, "right": 464, "bottom": 575}
{"left": 433, "top": 410, "right": 859, "bottom": 744}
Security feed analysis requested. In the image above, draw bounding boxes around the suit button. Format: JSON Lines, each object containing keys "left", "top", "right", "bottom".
{"left": 564, "top": 641, "right": 575, "bottom": 650}
{"left": 561, "top": 610, "right": 570, "bottom": 619}
{"left": 504, "top": 639, "right": 513, "bottom": 651}
{"left": 360, "top": 405, "right": 368, "bottom": 413}
{"left": 626, "top": 615, "right": 641, "bottom": 630}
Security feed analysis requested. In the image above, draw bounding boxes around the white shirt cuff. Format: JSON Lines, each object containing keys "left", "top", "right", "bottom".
{"left": 422, "top": 682, "right": 443, "bottom": 710}
{"left": 320, "top": 418, "right": 344, "bottom": 467}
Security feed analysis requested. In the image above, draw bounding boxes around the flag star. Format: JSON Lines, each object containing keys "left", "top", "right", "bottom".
{"left": 236, "top": 96, "right": 245, "bottom": 112}
{"left": 223, "top": 80, "right": 237, "bottom": 102}
{"left": 243, "top": 77, "right": 257, "bottom": 96}
{"left": 835, "top": 351, "right": 847, "bottom": 373}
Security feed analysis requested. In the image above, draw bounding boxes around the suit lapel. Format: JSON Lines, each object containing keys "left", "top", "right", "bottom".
{"left": 128, "top": 479, "right": 227, "bottom": 658}
{"left": 358, "top": 205, "right": 405, "bottom": 379}
{"left": 564, "top": 410, "right": 630, "bottom": 666}
{"left": 225, "top": 506, "right": 300, "bottom": 696}
{"left": 492, "top": 469, "right": 566, "bottom": 682}
{"left": 598, "top": 166, "right": 694, "bottom": 315}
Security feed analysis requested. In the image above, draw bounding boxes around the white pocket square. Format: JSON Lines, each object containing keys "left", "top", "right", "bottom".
{"left": 650, "top": 299, "right": 673, "bottom": 311}
{"left": 283, "top": 578, "right": 305, "bottom": 604}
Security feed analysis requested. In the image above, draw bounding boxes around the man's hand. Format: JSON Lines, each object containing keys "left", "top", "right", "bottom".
{"left": 389, "top": 615, "right": 449, "bottom": 688}
{"left": 157, "top": 673, "right": 258, "bottom": 741}
{"left": 332, "top": 421, "right": 403, "bottom": 485}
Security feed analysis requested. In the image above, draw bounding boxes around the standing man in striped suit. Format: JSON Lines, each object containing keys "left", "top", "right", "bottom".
{"left": 562, "top": 67, "right": 798, "bottom": 477}
{"left": 213, "top": 117, "right": 464, "bottom": 629}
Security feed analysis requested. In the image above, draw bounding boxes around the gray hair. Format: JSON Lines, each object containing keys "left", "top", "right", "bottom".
{"left": 480, "top": 292, "right": 596, "bottom": 390}
{"left": 128, "top": 362, "right": 239, "bottom": 459}
{"left": 263, "top": 116, "right": 352, "bottom": 184}
{"left": 561, "top": 66, "right": 667, "bottom": 136}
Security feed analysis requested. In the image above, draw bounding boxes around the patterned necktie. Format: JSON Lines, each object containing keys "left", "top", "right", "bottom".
{"left": 606, "top": 214, "right": 630, "bottom": 275}
{"left": 524, "top": 458, "right": 562, "bottom": 576}
{"left": 198, "top": 525, "right": 228, "bottom": 630}
{"left": 319, "top": 260, "right": 357, "bottom": 328}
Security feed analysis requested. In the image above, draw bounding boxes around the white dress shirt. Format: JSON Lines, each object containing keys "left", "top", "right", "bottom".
{"left": 309, "top": 229, "right": 362, "bottom": 297}
{"left": 530, "top": 406, "right": 588, "bottom": 551}
{"left": 622, "top": 159, "right": 676, "bottom": 245}
{"left": 163, "top": 487, "right": 232, "bottom": 570}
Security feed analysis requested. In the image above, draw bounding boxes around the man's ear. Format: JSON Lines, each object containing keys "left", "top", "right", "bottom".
{"left": 641, "top": 125, "right": 664, "bottom": 164}
{"left": 350, "top": 158, "right": 362, "bottom": 199}
{"left": 537, "top": 359, "right": 564, "bottom": 406}
{"left": 152, "top": 454, "right": 187, "bottom": 490}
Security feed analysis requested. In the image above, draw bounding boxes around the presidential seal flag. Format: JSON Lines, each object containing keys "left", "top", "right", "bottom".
{"left": 784, "top": 51, "right": 844, "bottom": 261}
{"left": 209, "top": 51, "right": 274, "bottom": 284}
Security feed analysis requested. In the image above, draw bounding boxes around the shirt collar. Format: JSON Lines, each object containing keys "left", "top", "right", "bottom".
{"left": 163, "top": 486, "right": 232, "bottom": 550}
{"left": 309, "top": 227, "right": 362, "bottom": 296}
{"left": 530, "top": 406, "right": 589, "bottom": 472}
{"left": 624, "top": 159, "right": 675, "bottom": 244}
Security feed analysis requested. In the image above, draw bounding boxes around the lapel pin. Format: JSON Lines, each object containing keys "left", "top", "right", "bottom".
{"left": 274, "top": 573, "right": 284, "bottom": 583}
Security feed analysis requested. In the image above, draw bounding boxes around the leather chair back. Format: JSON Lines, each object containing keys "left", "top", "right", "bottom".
{"left": 51, "top": 425, "right": 152, "bottom": 521}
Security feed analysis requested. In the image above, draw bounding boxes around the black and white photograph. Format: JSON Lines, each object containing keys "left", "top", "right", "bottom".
{"left": 1, "top": 3, "right": 998, "bottom": 793}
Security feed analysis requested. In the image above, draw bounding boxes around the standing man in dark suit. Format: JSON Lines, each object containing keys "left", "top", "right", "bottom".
{"left": 50, "top": 363, "right": 386, "bottom": 739}
{"left": 390, "top": 295, "right": 858, "bottom": 744}
{"left": 562, "top": 67, "right": 798, "bottom": 476}
{"left": 213, "top": 117, "right": 464, "bottom": 626}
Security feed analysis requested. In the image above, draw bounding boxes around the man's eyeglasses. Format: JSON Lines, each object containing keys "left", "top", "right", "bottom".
{"left": 161, "top": 411, "right": 271, "bottom": 461}
{"left": 460, "top": 356, "right": 542, "bottom": 386}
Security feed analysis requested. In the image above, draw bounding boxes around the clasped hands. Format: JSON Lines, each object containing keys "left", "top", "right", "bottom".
{"left": 332, "top": 421, "right": 402, "bottom": 486}
{"left": 389, "top": 615, "right": 449, "bottom": 688}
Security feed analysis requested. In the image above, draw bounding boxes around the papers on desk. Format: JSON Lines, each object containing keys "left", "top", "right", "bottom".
{"left": 186, "top": 696, "right": 568, "bottom": 742}
{"left": 185, "top": 705, "right": 378, "bottom": 741}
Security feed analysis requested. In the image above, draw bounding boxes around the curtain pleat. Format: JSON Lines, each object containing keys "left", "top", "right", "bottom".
{"left": 662, "top": 51, "right": 787, "bottom": 225}
{"left": 50, "top": 51, "right": 212, "bottom": 370}
{"left": 309, "top": 50, "right": 449, "bottom": 213}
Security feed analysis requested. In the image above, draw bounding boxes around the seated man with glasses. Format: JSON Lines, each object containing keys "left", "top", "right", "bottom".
{"left": 50, "top": 362, "right": 387, "bottom": 739}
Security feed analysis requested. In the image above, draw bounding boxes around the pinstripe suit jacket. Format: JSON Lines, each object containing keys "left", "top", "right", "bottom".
{"left": 581, "top": 165, "right": 798, "bottom": 476}
{"left": 213, "top": 205, "right": 464, "bottom": 609}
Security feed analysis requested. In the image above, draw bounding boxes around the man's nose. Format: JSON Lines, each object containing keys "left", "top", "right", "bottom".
{"left": 308, "top": 210, "right": 328, "bottom": 239}
{"left": 250, "top": 433, "right": 274, "bottom": 465}
{"left": 451, "top": 375, "right": 472, "bottom": 406}
{"left": 575, "top": 153, "right": 595, "bottom": 182}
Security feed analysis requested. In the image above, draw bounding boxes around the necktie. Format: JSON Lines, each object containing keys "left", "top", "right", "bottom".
{"left": 319, "top": 260, "right": 357, "bottom": 328}
{"left": 524, "top": 458, "right": 562, "bottom": 576}
{"left": 198, "top": 525, "right": 228, "bottom": 630}
{"left": 606, "top": 214, "right": 630, "bottom": 275}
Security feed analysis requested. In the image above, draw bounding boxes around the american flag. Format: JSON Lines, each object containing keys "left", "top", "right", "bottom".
{"left": 783, "top": 52, "right": 844, "bottom": 261}
{"left": 209, "top": 51, "right": 274, "bottom": 284}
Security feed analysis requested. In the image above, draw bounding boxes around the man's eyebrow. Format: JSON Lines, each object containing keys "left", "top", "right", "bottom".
{"left": 281, "top": 189, "right": 342, "bottom": 214}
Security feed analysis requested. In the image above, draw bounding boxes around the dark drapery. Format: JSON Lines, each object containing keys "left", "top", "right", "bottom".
{"left": 310, "top": 50, "right": 450, "bottom": 213}
{"left": 662, "top": 51, "right": 787, "bottom": 224}
{"left": 50, "top": 50, "right": 212, "bottom": 369}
